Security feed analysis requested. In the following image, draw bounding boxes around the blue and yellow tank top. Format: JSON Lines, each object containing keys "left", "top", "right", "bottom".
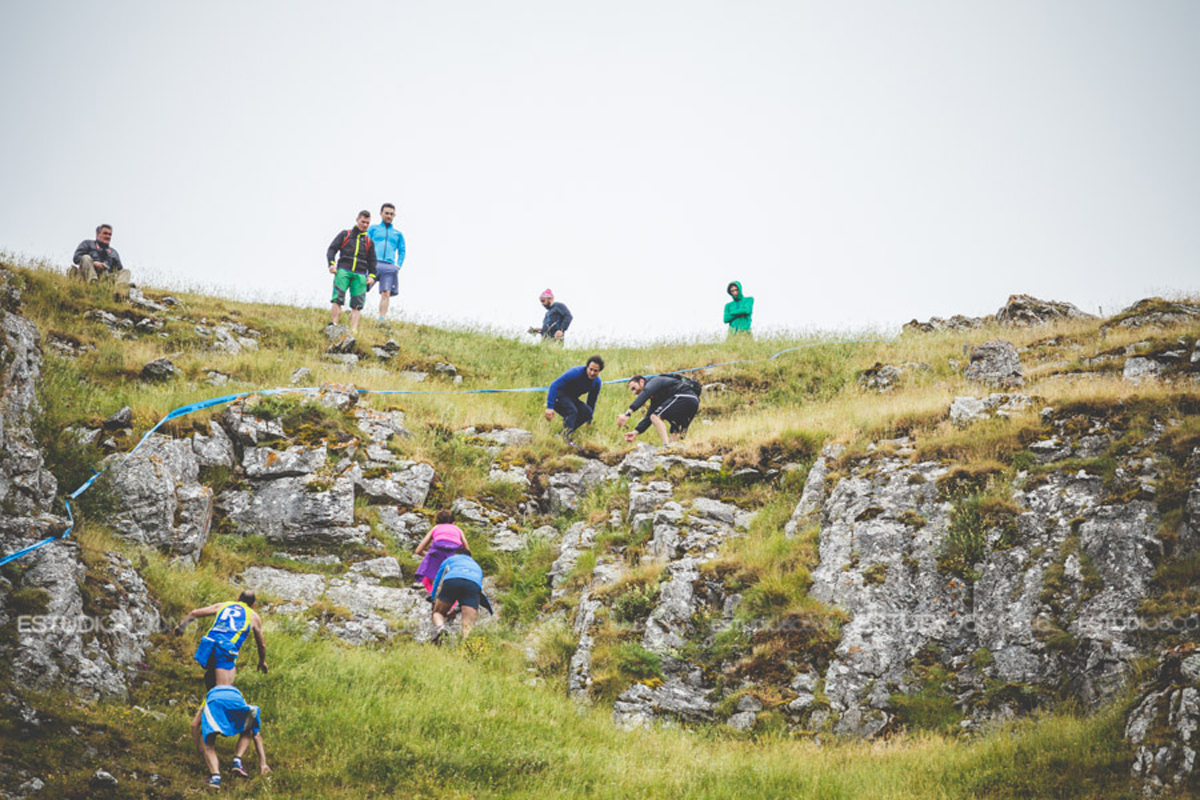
{"left": 203, "top": 602, "right": 253, "bottom": 655}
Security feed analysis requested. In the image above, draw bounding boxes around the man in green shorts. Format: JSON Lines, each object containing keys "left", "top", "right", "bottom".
{"left": 326, "top": 210, "right": 378, "bottom": 333}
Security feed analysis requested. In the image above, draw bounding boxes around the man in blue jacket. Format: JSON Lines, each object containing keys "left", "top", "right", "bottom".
{"left": 530, "top": 288, "right": 572, "bottom": 343}
{"left": 545, "top": 355, "right": 604, "bottom": 443}
{"left": 367, "top": 202, "right": 405, "bottom": 323}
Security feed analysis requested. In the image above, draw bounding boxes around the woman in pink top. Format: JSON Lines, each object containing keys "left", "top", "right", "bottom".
{"left": 415, "top": 510, "right": 470, "bottom": 594}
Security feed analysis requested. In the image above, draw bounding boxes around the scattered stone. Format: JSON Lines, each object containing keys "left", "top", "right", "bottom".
{"left": 291, "top": 367, "right": 312, "bottom": 385}
{"left": 129, "top": 286, "right": 169, "bottom": 313}
{"left": 90, "top": 770, "right": 119, "bottom": 789}
{"left": 473, "top": 428, "right": 534, "bottom": 448}
{"left": 858, "top": 363, "right": 905, "bottom": 392}
{"left": 324, "top": 323, "right": 351, "bottom": 342}
{"left": 372, "top": 340, "right": 400, "bottom": 360}
{"left": 489, "top": 464, "right": 531, "bottom": 488}
{"left": 316, "top": 382, "right": 360, "bottom": 412}
{"left": 205, "top": 370, "right": 231, "bottom": 386}
{"left": 1124, "top": 357, "right": 1165, "bottom": 384}
{"left": 949, "top": 393, "right": 1032, "bottom": 427}
{"left": 398, "top": 370, "right": 428, "bottom": 382}
{"left": 903, "top": 313, "right": 987, "bottom": 334}
{"left": 103, "top": 406, "right": 133, "bottom": 430}
{"left": 434, "top": 362, "right": 458, "bottom": 377}
{"left": 327, "top": 333, "right": 357, "bottom": 355}
{"left": 139, "top": 357, "right": 180, "bottom": 382}
{"left": 46, "top": 332, "right": 94, "bottom": 357}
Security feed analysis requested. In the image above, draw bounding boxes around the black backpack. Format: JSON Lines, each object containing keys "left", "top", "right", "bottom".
{"left": 662, "top": 373, "right": 702, "bottom": 398}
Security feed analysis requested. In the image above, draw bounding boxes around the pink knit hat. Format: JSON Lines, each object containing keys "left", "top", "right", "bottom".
{"left": 539, "top": 289, "right": 554, "bottom": 301}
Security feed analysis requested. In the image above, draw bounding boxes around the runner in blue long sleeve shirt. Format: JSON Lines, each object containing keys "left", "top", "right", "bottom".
{"left": 545, "top": 355, "right": 605, "bottom": 442}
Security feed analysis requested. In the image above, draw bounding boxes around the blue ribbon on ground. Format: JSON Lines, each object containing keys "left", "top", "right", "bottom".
{"left": 0, "top": 337, "right": 879, "bottom": 567}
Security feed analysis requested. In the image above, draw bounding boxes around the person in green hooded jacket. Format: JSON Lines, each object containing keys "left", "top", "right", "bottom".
{"left": 724, "top": 281, "right": 753, "bottom": 334}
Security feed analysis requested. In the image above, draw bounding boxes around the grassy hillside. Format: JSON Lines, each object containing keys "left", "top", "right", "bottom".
{"left": 5, "top": 260, "right": 1197, "bottom": 798}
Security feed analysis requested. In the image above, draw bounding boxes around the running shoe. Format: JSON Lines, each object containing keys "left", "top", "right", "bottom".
{"left": 206, "top": 774, "right": 221, "bottom": 791}
{"left": 231, "top": 758, "right": 248, "bottom": 778}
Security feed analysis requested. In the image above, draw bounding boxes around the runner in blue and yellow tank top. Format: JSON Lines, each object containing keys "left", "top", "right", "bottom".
{"left": 175, "top": 589, "right": 268, "bottom": 690}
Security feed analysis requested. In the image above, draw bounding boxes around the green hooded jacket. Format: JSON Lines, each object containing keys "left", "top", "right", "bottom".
{"left": 723, "top": 281, "right": 753, "bottom": 332}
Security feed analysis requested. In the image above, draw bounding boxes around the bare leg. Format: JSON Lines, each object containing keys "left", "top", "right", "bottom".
{"left": 379, "top": 291, "right": 391, "bottom": 317}
{"left": 191, "top": 706, "right": 205, "bottom": 759}
{"left": 330, "top": 303, "right": 342, "bottom": 325}
{"left": 348, "top": 308, "right": 361, "bottom": 332}
{"left": 234, "top": 732, "right": 252, "bottom": 760}
{"left": 202, "top": 734, "right": 220, "bottom": 776}
{"left": 649, "top": 414, "right": 670, "bottom": 446}
{"left": 460, "top": 606, "right": 479, "bottom": 637}
{"left": 432, "top": 598, "right": 452, "bottom": 629}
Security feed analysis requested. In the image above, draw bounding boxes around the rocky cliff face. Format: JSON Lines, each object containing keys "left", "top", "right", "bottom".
{"left": 0, "top": 267, "right": 160, "bottom": 700}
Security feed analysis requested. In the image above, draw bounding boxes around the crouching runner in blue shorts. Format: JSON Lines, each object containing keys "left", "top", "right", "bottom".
{"left": 192, "top": 684, "right": 272, "bottom": 790}
{"left": 430, "top": 548, "right": 496, "bottom": 642}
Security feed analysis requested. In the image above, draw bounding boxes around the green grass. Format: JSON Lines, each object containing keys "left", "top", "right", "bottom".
{"left": 4, "top": 258, "right": 1194, "bottom": 798}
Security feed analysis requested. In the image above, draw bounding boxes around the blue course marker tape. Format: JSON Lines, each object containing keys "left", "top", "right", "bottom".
{"left": 0, "top": 336, "right": 881, "bottom": 567}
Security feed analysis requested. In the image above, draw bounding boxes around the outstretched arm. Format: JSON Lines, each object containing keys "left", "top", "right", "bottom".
{"left": 414, "top": 529, "right": 435, "bottom": 556}
{"left": 174, "top": 603, "right": 225, "bottom": 635}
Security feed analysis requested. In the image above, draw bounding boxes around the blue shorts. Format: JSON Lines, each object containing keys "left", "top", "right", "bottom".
{"left": 437, "top": 578, "right": 481, "bottom": 610}
{"left": 200, "top": 686, "right": 261, "bottom": 740}
{"left": 194, "top": 637, "right": 237, "bottom": 671}
{"left": 375, "top": 263, "right": 400, "bottom": 294}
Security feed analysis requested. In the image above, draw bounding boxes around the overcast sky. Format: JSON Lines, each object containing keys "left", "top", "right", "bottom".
{"left": 1, "top": 1, "right": 1196, "bottom": 343}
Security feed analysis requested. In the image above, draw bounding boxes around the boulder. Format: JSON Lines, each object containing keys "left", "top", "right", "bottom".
{"left": 243, "top": 443, "right": 327, "bottom": 479}
{"left": 101, "top": 434, "right": 213, "bottom": 564}
{"left": 221, "top": 402, "right": 285, "bottom": 446}
{"left": 996, "top": 294, "right": 1094, "bottom": 326}
{"left": 192, "top": 420, "right": 237, "bottom": 469}
{"left": 1108, "top": 298, "right": 1200, "bottom": 329}
{"left": 219, "top": 476, "right": 364, "bottom": 544}
{"left": 0, "top": 271, "right": 59, "bottom": 512}
{"left": 240, "top": 566, "right": 327, "bottom": 605}
{"left": 963, "top": 339, "right": 1024, "bottom": 388}
{"left": 544, "top": 460, "right": 618, "bottom": 512}
{"left": 290, "top": 367, "right": 312, "bottom": 385}
{"left": 1126, "top": 647, "right": 1200, "bottom": 797}
{"left": 351, "top": 461, "right": 435, "bottom": 507}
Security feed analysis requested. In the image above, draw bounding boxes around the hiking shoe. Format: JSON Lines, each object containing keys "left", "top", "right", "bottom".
{"left": 431, "top": 626, "right": 446, "bottom": 644}
{"left": 231, "top": 758, "right": 248, "bottom": 778}
{"left": 206, "top": 774, "right": 222, "bottom": 791}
